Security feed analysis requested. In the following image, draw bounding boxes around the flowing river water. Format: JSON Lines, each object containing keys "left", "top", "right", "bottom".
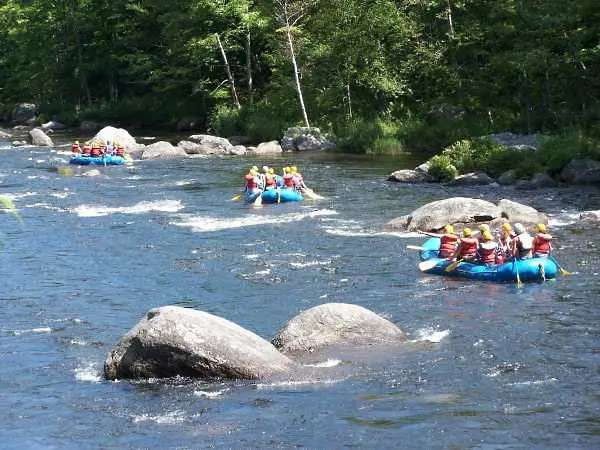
{"left": 1, "top": 136, "right": 599, "bottom": 449}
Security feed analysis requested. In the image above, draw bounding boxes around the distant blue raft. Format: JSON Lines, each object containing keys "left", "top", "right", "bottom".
{"left": 70, "top": 155, "right": 126, "bottom": 166}
{"left": 245, "top": 188, "right": 303, "bottom": 204}
{"left": 418, "top": 237, "right": 558, "bottom": 282}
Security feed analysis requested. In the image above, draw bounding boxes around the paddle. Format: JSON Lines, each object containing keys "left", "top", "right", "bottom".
{"left": 513, "top": 258, "right": 523, "bottom": 287}
{"left": 444, "top": 258, "right": 462, "bottom": 272}
{"left": 548, "top": 254, "right": 572, "bottom": 276}
{"left": 231, "top": 193, "right": 242, "bottom": 201}
{"left": 418, "top": 259, "right": 440, "bottom": 272}
{"left": 253, "top": 191, "right": 263, "bottom": 206}
{"left": 0, "top": 195, "right": 21, "bottom": 221}
{"left": 301, "top": 187, "right": 324, "bottom": 200}
{"left": 407, "top": 245, "right": 426, "bottom": 251}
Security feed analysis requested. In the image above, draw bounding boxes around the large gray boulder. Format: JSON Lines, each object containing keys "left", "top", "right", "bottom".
{"left": 104, "top": 306, "right": 298, "bottom": 381}
{"left": 387, "top": 169, "right": 433, "bottom": 183}
{"left": 249, "top": 140, "right": 283, "bottom": 155}
{"left": 560, "top": 159, "right": 600, "bottom": 184}
{"left": 12, "top": 102, "right": 38, "bottom": 125}
{"left": 141, "top": 141, "right": 188, "bottom": 160}
{"left": 272, "top": 303, "right": 407, "bottom": 354}
{"left": 0, "top": 130, "right": 13, "bottom": 139}
{"left": 391, "top": 197, "right": 501, "bottom": 232}
{"left": 281, "top": 127, "right": 336, "bottom": 152}
{"left": 448, "top": 171, "right": 494, "bottom": 186}
{"left": 497, "top": 199, "right": 548, "bottom": 225}
{"left": 92, "top": 126, "right": 144, "bottom": 154}
{"left": 515, "top": 172, "right": 557, "bottom": 190}
{"left": 28, "top": 128, "right": 54, "bottom": 147}
{"left": 186, "top": 134, "right": 233, "bottom": 155}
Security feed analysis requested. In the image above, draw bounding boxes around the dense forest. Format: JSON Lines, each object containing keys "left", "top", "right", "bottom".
{"left": 0, "top": 0, "right": 599, "bottom": 154}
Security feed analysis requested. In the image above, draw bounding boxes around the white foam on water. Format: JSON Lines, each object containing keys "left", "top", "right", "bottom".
{"left": 172, "top": 208, "right": 338, "bottom": 233}
{"left": 24, "top": 202, "right": 65, "bottom": 211}
{"left": 3, "top": 191, "right": 38, "bottom": 200}
{"left": 325, "top": 228, "right": 421, "bottom": 238}
{"left": 132, "top": 410, "right": 187, "bottom": 424}
{"left": 73, "top": 199, "right": 184, "bottom": 217}
{"left": 74, "top": 362, "right": 102, "bottom": 383}
{"left": 290, "top": 259, "right": 332, "bottom": 268}
{"left": 506, "top": 378, "right": 558, "bottom": 387}
{"left": 7, "top": 326, "right": 53, "bottom": 336}
{"left": 411, "top": 327, "right": 450, "bottom": 343}
{"left": 245, "top": 254, "right": 261, "bottom": 260}
{"left": 304, "top": 359, "right": 342, "bottom": 368}
{"left": 193, "top": 389, "right": 229, "bottom": 398}
{"left": 256, "top": 377, "right": 344, "bottom": 389}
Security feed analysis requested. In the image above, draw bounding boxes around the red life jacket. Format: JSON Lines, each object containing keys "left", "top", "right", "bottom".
{"left": 265, "top": 174, "right": 277, "bottom": 188}
{"left": 116, "top": 146, "right": 125, "bottom": 156}
{"left": 91, "top": 144, "right": 101, "bottom": 157}
{"left": 245, "top": 174, "right": 257, "bottom": 190}
{"left": 533, "top": 233, "right": 552, "bottom": 255}
{"left": 283, "top": 173, "right": 294, "bottom": 188}
{"left": 82, "top": 144, "right": 92, "bottom": 155}
{"left": 459, "top": 237, "right": 478, "bottom": 259}
{"left": 71, "top": 143, "right": 80, "bottom": 153}
{"left": 439, "top": 233, "right": 458, "bottom": 258}
{"left": 478, "top": 241, "right": 497, "bottom": 265}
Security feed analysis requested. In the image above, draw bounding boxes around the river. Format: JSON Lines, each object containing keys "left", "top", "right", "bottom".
{"left": 1, "top": 135, "right": 599, "bottom": 449}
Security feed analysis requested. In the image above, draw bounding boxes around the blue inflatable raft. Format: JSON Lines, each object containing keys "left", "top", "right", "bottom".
{"left": 418, "top": 238, "right": 558, "bottom": 282}
{"left": 70, "top": 155, "right": 126, "bottom": 166}
{"left": 246, "top": 188, "right": 303, "bottom": 204}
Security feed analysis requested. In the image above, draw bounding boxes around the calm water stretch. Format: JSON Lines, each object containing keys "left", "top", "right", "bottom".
{"left": 1, "top": 136, "right": 599, "bottom": 449}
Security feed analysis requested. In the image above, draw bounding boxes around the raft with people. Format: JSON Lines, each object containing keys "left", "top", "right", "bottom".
{"left": 237, "top": 164, "right": 322, "bottom": 205}
{"left": 69, "top": 141, "right": 127, "bottom": 166}
{"left": 418, "top": 237, "right": 558, "bottom": 282}
{"left": 415, "top": 222, "right": 567, "bottom": 283}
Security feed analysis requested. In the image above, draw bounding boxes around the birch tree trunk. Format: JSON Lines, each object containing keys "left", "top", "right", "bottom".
{"left": 215, "top": 33, "right": 241, "bottom": 110}
{"left": 245, "top": 28, "right": 254, "bottom": 105}
{"left": 276, "top": 0, "right": 310, "bottom": 128}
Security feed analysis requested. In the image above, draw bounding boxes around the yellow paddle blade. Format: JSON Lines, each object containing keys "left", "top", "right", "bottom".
{"left": 418, "top": 259, "right": 439, "bottom": 272}
{"left": 231, "top": 194, "right": 242, "bottom": 201}
{"left": 0, "top": 195, "right": 21, "bottom": 221}
{"left": 444, "top": 259, "right": 462, "bottom": 272}
{"left": 559, "top": 267, "right": 573, "bottom": 276}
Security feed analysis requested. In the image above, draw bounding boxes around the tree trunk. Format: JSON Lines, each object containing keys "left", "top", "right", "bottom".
{"left": 280, "top": 3, "right": 310, "bottom": 128}
{"left": 447, "top": 0, "right": 455, "bottom": 39}
{"left": 215, "top": 33, "right": 241, "bottom": 110}
{"left": 70, "top": 0, "right": 91, "bottom": 109}
{"left": 245, "top": 28, "right": 254, "bottom": 105}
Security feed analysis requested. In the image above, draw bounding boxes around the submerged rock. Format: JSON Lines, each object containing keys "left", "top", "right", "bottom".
{"left": 272, "top": 303, "right": 407, "bottom": 354}
{"left": 104, "top": 306, "right": 298, "bottom": 381}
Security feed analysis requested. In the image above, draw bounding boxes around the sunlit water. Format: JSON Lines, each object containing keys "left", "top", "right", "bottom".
{"left": 1, "top": 138, "right": 599, "bottom": 449}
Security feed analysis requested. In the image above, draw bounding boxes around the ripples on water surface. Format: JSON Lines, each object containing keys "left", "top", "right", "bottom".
{"left": 0, "top": 141, "right": 599, "bottom": 449}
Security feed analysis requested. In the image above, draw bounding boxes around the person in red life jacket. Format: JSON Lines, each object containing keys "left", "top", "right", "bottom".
{"left": 532, "top": 223, "right": 553, "bottom": 257}
{"left": 456, "top": 227, "right": 479, "bottom": 262}
{"left": 115, "top": 144, "right": 125, "bottom": 157}
{"left": 282, "top": 167, "right": 294, "bottom": 189}
{"left": 71, "top": 141, "right": 81, "bottom": 155}
{"left": 264, "top": 168, "right": 278, "bottom": 190}
{"left": 90, "top": 142, "right": 102, "bottom": 157}
{"left": 82, "top": 142, "right": 92, "bottom": 156}
{"left": 290, "top": 166, "right": 307, "bottom": 191}
{"left": 244, "top": 168, "right": 262, "bottom": 196}
{"left": 477, "top": 224, "right": 490, "bottom": 243}
{"left": 511, "top": 222, "right": 533, "bottom": 259}
{"left": 477, "top": 230, "right": 498, "bottom": 265}
{"left": 496, "top": 222, "right": 514, "bottom": 264}
{"left": 418, "top": 224, "right": 458, "bottom": 258}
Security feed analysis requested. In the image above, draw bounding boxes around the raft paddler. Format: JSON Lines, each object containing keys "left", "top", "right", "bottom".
{"left": 511, "top": 222, "right": 533, "bottom": 259}
{"left": 532, "top": 223, "right": 553, "bottom": 257}
{"left": 455, "top": 227, "right": 478, "bottom": 262}
{"left": 417, "top": 224, "right": 458, "bottom": 258}
{"left": 477, "top": 230, "right": 499, "bottom": 265}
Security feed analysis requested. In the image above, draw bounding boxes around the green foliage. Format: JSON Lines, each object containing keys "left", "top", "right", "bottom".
{"left": 210, "top": 105, "right": 244, "bottom": 137}
{"left": 334, "top": 118, "right": 405, "bottom": 154}
{"left": 539, "top": 132, "right": 600, "bottom": 175}
{"left": 427, "top": 155, "right": 458, "bottom": 182}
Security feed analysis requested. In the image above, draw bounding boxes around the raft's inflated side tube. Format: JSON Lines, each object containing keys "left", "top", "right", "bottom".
{"left": 245, "top": 189, "right": 303, "bottom": 204}
{"left": 70, "top": 155, "right": 125, "bottom": 166}
{"left": 419, "top": 238, "right": 557, "bottom": 282}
